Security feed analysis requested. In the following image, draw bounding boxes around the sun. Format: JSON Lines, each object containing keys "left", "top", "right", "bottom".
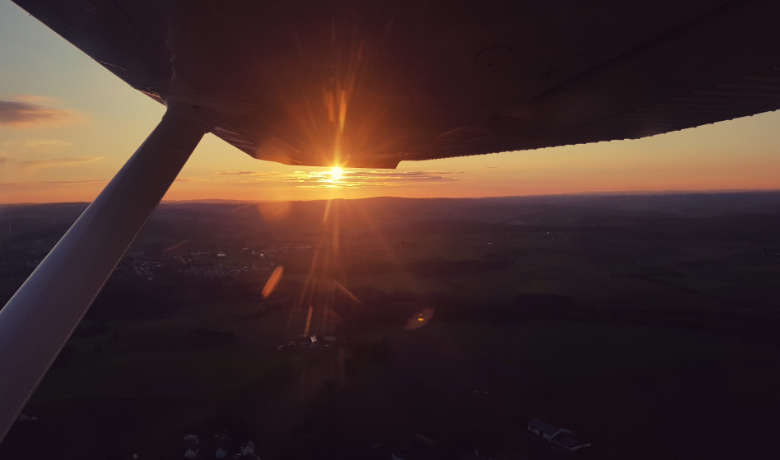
{"left": 328, "top": 166, "right": 344, "bottom": 182}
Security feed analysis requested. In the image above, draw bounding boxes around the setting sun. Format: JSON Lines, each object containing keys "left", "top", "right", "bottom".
{"left": 328, "top": 166, "right": 344, "bottom": 182}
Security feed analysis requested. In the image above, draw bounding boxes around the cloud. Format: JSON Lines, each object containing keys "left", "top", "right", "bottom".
{"left": 0, "top": 178, "right": 105, "bottom": 192}
{"left": 174, "top": 176, "right": 220, "bottom": 183}
{"left": 0, "top": 179, "right": 104, "bottom": 186}
{"left": 0, "top": 139, "right": 74, "bottom": 158}
{"left": 216, "top": 170, "right": 258, "bottom": 176}
{"left": 288, "top": 169, "right": 460, "bottom": 188}
{"left": 212, "top": 168, "right": 461, "bottom": 188}
{"left": 336, "top": 170, "right": 460, "bottom": 183}
{"left": 13, "top": 95, "right": 58, "bottom": 105}
{"left": 22, "top": 139, "right": 73, "bottom": 149}
{"left": 0, "top": 99, "right": 80, "bottom": 127}
{"left": 19, "top": 156, "right": 104, "bottom": 170}
{"left": 1, "top": 155, "right": 104, "bottom": 171}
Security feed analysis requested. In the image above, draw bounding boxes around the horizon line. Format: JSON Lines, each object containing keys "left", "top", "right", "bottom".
{"left": 3, "top": 187, "right": 780, "bottom": 206}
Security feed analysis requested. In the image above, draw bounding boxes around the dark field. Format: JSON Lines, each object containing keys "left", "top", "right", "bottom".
{"left": 1, "top": 192, "right": 780, "bottom": 459}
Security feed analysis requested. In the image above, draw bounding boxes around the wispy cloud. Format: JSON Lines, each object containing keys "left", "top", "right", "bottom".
{"left": 19, "top": 156, "right": 104, "bottom": 170}
{"left": 22, "top": 139, "right": 73, "bottom": 149}
{"left": 0, "top": 98, "right": 81, "bottom": 127}
{"left": 0, "top": 179, "right": 104, "bottom": 186}
{"left": 13, "top": 95, "right": 58, "bottom": 105}
{"left": 1, "top": 155, "right": 104, "bottom": 171}
{"left": 0, "top": 179, "right": 105, "bottom": 195}
{"left": 212, "top": 168, "right": 461, "bottom": 188}
{"left": 336, "top": 170, "right": 459, "bottom": 183}
{"left": 289, "top": 169, "right": 460, "bottom": 188}
{"left": 216, "top": 170, "right": 258, "bottom": 176}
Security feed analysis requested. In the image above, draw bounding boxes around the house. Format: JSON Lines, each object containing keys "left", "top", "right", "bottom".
{"left": 528, "top": 418, "right": 591, "bottom": 453}
{"left": 183, "top": 434, "right": 199, "bottom": 459}
{"left": 528, "top": 419, "right": 558, "bottom": 440}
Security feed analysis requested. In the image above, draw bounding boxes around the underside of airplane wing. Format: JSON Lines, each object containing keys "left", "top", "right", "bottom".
{"left": 12, "top": 0, "right": 780, "bottom": 168}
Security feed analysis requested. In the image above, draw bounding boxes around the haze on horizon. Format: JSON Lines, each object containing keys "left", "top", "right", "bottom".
{"left": 2, "top": 1, "right": 780, "bottom": 204}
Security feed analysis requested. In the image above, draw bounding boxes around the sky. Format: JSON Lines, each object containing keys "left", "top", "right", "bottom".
{"left": 2, "top": 1, "right": 780, "bottom": 204}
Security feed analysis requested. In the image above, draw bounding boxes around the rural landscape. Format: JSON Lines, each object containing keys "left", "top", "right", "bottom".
{"left": 1, "top": 192, "right": 780, "bottom": 459}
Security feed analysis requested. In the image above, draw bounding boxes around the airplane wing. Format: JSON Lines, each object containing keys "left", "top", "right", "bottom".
{"left": 12, "top": 0, "right": 780, "bottom": 168}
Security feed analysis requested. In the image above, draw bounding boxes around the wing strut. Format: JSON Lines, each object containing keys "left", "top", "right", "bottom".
{"left": 0, "top": 104, "right": 207, "bottom": 441}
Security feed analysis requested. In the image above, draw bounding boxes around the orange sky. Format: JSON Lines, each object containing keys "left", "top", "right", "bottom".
{"left": 2, "top": 2, "right": 780, "bottom": 204}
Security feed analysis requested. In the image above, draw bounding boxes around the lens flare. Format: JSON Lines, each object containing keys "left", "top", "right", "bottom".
{"left": 262, "top": 265, "right": 284, "bottom": 298}
{"left": 405, "top": 307, "right": 435, "bottom": 330}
